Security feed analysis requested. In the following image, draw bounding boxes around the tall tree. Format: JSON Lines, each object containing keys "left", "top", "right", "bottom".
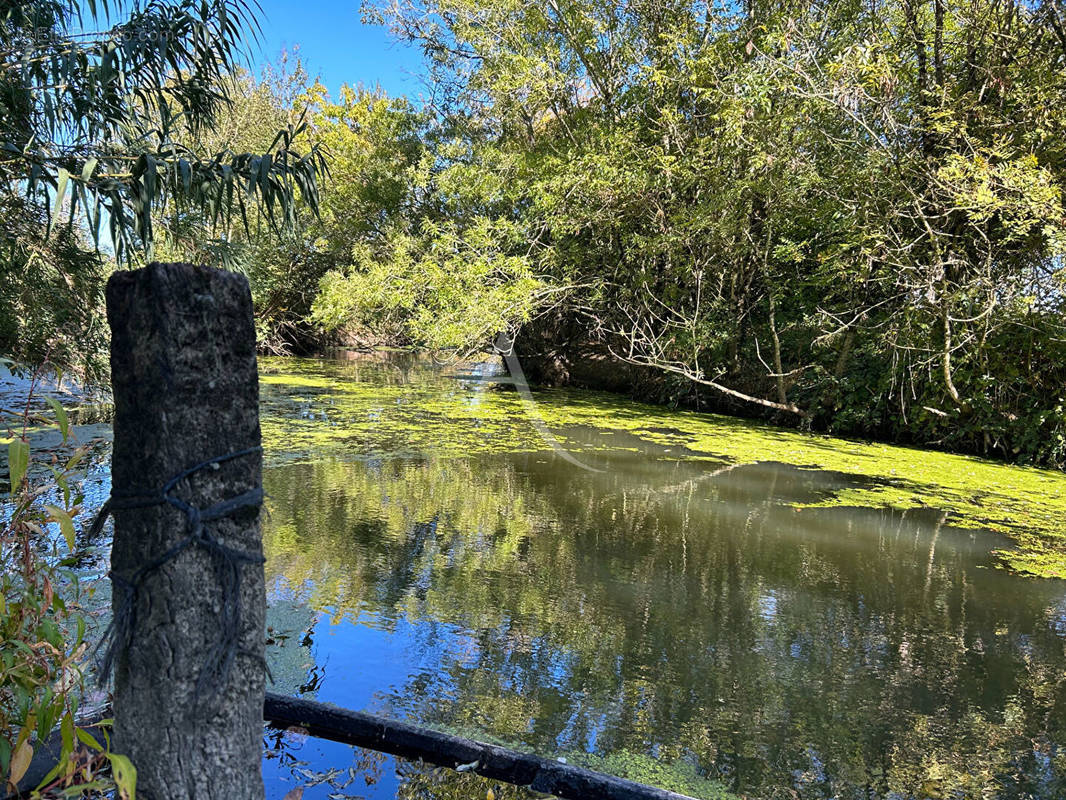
{"left": 366, "top": 0, "right": 1066, "bottom": 466}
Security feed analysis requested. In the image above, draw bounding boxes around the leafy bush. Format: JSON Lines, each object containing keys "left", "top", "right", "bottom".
{"left": 1, "top": 386, "right": 133, "bottom": 797}
{"left": 0, "top": 196, "right": 109, "bottom": 385}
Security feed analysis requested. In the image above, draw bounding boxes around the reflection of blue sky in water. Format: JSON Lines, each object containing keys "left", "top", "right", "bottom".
{"left": 17, "top": 351, "right": 1066, "bottom": 799}
{"left": 259, "top": 374, "right": 1066, "bottom": 800}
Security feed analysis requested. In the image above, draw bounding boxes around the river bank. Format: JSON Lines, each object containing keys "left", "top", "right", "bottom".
{"left": 510, "top": 320, "right": 1066, "bottom": 472}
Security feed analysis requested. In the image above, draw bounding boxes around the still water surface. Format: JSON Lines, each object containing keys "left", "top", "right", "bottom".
{"left": 189, "top": 353, "right": 1066, "bottom": 798}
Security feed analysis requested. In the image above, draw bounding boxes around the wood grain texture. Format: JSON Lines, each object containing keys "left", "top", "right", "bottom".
{"left": 106, "top": 262, "right": 265, "bottom": 800}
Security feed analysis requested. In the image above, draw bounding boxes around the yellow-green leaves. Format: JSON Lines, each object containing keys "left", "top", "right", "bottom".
{"left": 44, "top": 397, "right": 69, "bottom": 442}
{"left": 6, "top": 400, "right": 71, "bottom": 493}
{"left": 45, "top": 505, "right": 77, "bottom": 551}
{"left": 7, "top": 439, "right": 28, "bottom": 492}
{"left": 312, "top": 218, "right": 546, "bottom": 354}
{"left": 75, "top": 727, "right": 103, "bottom": 752}
{"left": 1, "top": 387, "right": 102, "bottom": 795}
{"left": 107, "top": 752, "right": 137, "bottom": 800}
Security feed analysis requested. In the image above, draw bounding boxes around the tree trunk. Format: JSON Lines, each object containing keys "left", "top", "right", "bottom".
{"left": 105, "top": 262, "right": 265, "bottom": 800}
{"left": 767, "top": 292, "right": 787, "bottom": 405}
{"left": 941, "top": 304, "right": 963, "bottom": 407}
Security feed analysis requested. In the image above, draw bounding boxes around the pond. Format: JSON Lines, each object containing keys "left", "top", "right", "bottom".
{"left": 252, "top": 352, "right": 1066, "bottom": 800}
{"left": 22, "top": 351, "right": 1066, "bottom": 799}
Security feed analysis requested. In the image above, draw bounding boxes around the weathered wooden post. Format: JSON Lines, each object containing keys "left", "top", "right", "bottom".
{"left": 102, "top": 263, "right": 265, "bottom": 799}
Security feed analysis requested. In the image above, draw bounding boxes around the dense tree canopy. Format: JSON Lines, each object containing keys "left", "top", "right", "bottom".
{"left": 0, "top": 0, "right": 326, "bottom": 372}
{"left": 161, "top": 57, "right": 549, "bottom": 353}
{"left": 316, "top": 0, "right": 1066, "bottom": 466}
{"left": 160, "top": 65, "right": 436, "bottom": 351}
{"left": 7, "top": 0, "right": 1065, "bottom": 466}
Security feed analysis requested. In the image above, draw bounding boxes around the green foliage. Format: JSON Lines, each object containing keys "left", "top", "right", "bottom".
{"left": 157, "top": 62, "right": 433, "bottom": 352}
{"left": 367, "top": 0, "right": 1066, "bottom": 467}
{"left": 0, "top": 195, "right": 109, "bottom": 383}
{"left": 0, "top": 1, "right": 329, "bottom": 382}
{"left": 0, "top": 0, "right": 325, "bottom": 264}
{"left": 0, "top": 391, "right": 121, "bottom": 796}
{"left": 158, "top": 55, "right": 548, "bottom": 354}
{"left": 313, "top": 218, "right": 545, "bottom": 351}
{"left": 259, "top": 79, "right": 432, "bottom": 351}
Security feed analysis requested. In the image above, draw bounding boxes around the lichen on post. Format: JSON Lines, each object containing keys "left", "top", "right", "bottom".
{"left": 104, "top": 262, "right": 265, "bottom": 800}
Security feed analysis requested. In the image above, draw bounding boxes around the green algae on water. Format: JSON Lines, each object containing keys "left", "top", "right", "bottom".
{"left": 534, "top": 391, "right": 1066, "bottom": 579}
{"left": 258, "top": 356, "right": 1066, "bottom": 579}
{"left": 564, "top": 751, "right": 737, "bottom": 800}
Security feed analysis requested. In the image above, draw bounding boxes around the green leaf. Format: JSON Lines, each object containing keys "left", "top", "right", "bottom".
{"left": 75, "top": 727, "right": 103, "bottom": 752}
{"left": 34, "top": 754, "right": 66, "bottom": 792}
{"left": 45, "top": 505, "right": 76, "bottom": 551}
{"left": 8, "top": 439, "right": 29, "bottom": 491}
{"left": 53, "top": 167, "right": 70, "bottom": 221}
{"left": 107, "top": 752, "right": 137, "bottom": 798}
{"left": 44, "top": 397, "right": 69, "bottom": 442}
{"left": 38, "top": 619, "right": 62, "bottom": 648}
{"left": 36, "top": 697, "right": 57, "bottom": 743}
{"left": 81, "top": 157, "right": 98, "bottom": 182}
{"left": 61, "top": 713, "right": 74, "bottom": 757}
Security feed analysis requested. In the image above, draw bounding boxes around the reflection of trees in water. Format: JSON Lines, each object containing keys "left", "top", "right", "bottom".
{"left": 265, "top": 732, "right": 540, "bottom": 800}
{"left": 262, "top": 454, "right": 1066, "bottom": 799}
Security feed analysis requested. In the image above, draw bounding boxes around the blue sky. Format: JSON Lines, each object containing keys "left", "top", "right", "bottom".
{"left": 251, "top": 1, "right": 427, "bottom": 100}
